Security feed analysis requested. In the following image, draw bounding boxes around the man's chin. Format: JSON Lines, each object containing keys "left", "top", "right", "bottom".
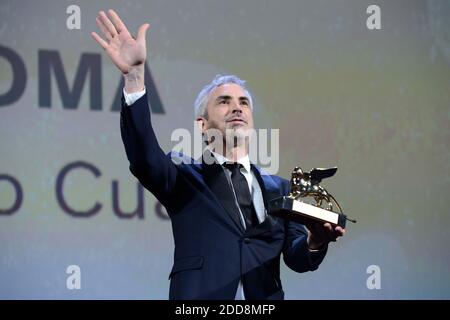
{"left": 225, "top": 128, "right": 253, "bottom": 142}
{"left": 227, "top": 123, "right": 246, "bottom": 129}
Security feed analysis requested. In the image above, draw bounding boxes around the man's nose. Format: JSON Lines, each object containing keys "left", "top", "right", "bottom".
{"left": 230, "top": 100, "right": 243, "bottom": 113}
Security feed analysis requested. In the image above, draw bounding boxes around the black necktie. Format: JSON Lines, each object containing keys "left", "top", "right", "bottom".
{"left": 223, "top": 163, "right": 259, "bottom": 229}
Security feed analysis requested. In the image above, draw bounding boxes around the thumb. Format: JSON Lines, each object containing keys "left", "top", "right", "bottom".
{"left": 137, "top": 23, "right": 150, "bottom": 43}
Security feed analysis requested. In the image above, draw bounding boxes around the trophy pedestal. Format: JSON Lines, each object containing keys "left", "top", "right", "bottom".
{"left": 268, "top": 196, "right": 347, "bottom": 228}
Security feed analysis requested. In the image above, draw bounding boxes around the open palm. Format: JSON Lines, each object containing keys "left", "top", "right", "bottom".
{"left": 91, "top": 10, "right": 149, "bottom": 74}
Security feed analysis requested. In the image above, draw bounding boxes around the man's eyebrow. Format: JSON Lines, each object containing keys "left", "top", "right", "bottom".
{"left": 215, "top": 95, "right": 232, "bottom": 101}
{"left": 215, "top": 95, "right": 250, "bottom": 102}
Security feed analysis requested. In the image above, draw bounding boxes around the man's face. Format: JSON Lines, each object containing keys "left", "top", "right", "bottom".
{"left": 198, "top": 83, "right": 254, "bottom": 146}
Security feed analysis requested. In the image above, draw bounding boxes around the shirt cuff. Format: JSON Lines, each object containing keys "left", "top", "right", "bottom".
{"left": 308, "top": 242, "right": 327, "bottom": 252}
{"left": 123, "top": 87, "right": 146, "bottom": 106}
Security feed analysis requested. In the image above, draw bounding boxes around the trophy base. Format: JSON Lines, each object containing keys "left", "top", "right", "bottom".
{"left": 268, "top": 196, "right": 347, "bottom": 228}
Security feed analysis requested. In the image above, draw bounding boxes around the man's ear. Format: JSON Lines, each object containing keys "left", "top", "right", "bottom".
{"left": 196, "top": 117, "right": 205, "bottom": 133}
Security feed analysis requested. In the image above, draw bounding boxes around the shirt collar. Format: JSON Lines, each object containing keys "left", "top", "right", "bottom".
{"left": 211, "top": 150, "right": 251, "bottom": 173}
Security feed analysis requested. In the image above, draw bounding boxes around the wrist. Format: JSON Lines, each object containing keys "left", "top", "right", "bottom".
{"left": 124, "top": 65, "right": 145, "bottom": 93}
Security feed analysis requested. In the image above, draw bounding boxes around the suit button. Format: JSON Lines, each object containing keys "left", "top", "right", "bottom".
{"left": 243, "top": 237, "right": 251, "bottom": 244}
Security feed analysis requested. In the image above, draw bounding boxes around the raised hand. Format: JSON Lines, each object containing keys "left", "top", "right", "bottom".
{"left": 91, "top": 9, "right": 149, "bottom": 92}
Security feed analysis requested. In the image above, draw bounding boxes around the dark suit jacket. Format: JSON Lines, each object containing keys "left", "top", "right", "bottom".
{"left": 120, "top": 94, "right": 327, "bottom": 300}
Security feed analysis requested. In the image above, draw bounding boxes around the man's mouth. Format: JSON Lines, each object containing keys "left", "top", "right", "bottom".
{"left": 227, "top": 118, "right": 247, "bottom": 124}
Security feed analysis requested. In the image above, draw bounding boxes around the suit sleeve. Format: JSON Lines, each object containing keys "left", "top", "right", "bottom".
{"left": 282, "top": 221, "right": 328, "bottom": 273}
{"left": 279, "top": 179, "right": 328, "bottom": 273}
{"left": 120, "top": 93, "right": 177, "bottom": 206}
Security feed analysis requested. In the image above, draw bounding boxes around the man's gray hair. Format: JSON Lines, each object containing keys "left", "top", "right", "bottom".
{"left": 194, "top": 74, "right": 253, "bottom": 118}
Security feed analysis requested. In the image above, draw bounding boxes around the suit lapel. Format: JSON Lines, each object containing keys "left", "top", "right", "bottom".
{"left": 251, "top": 164, "right": 269, "bottom": 209}
{"left": 201, "top": 151, "right": 246, "bottom": 233}
{"left": 247, "top": 164, "right": 283, "bottom": 237}
{"left": 251, "top": 164, "right": 283, "bottom": 207}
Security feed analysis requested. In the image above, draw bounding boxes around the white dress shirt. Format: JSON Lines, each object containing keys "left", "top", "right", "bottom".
{"left": 123, "top": 87, "right": 146, "bottom": 106}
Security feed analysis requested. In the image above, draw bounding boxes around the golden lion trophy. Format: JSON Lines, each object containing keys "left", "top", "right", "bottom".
{"left": 268, "top": 167, "right": 356, "bottom": 228}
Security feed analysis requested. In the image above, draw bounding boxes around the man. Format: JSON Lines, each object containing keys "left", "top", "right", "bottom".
{"left": 92, "top": 9, "right": 345, "bottom": 300}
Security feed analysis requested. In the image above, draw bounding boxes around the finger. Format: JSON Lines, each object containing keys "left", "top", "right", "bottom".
{"left": 137, "top": 23, "right": 150, "bottom": 43}
{"left": 329, "top": 227, "right": 343, "bottom": 242}
{"left": 335, "top": 226, "right": 346, "bottom": 237}
{"left": 99, "top": 10, "right": 118, "bottom": 37}
{"left": 323, "top": 223, "right": 333, "bottom": 232}
{"left": 96, "top": 17, "right": 112, "bottom": 40}
{"left": 307, "top": 223, "right": 322, "bottom": 236}
{"left": 91, "top": 32, "right": 108, "bottom": 50}
{"left": 108, "top": 9, "right": 129, "bottom": 35}
{"left": 321, "top": 223, "right": 335, "bottom": 242}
